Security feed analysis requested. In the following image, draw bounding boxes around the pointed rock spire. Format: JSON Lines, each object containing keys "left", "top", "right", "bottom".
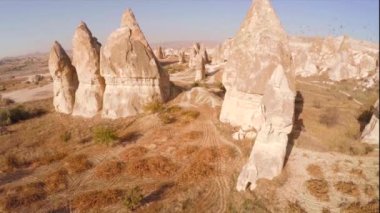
{"left": 100, "top": 9, "right": 170, "bottom": 119}
{"left": 121, "top": 9, "right": 149, "bottom": 48}
{"left": 72, "top": 21, "right": 105, "bottom": 117}
{"left": 49, "top": 41, "right": 78, "bottom": 114}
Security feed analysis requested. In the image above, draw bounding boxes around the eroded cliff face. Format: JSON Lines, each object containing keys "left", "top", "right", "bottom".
{"left": 71, "top": 22, "right": 105, "bottom": 118}
{"left": 100, "top": 10, "right": 170, "bottom": 119}
{"left": 48, "top": 41, "right": 78, "bottom": 114}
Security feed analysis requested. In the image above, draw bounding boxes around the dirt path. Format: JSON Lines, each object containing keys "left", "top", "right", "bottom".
{"left": 1, "top": 83, "right": 52, "bottom": 103}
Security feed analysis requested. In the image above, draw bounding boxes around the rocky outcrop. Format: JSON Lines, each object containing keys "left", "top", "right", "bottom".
{"left": 48, "top": 41, "right": 78, "bottom": 114}
{"left": 194, "top": 53, "right": 206, "bottom": 82}
{"left": 236, "top": 66, "right": 295, "bottom": 191}
{"left": 290, "top": 36, "right": 379, "bottom": 82}
{"left": 177, "top": 50, "right": 186, "bottom": 64}
{"left": 72, "top": 22, "right": 105, "bottom": 118}
{"left": 220, "top": 0, "right": 294, "bottom": 129}
{"left": 100, "top": 9, "right": 171, "bottom": 119}
{"left": 156, "top": 46, "right": 164, "bottom": 60}
{"left": 212, "top": 38, "right": 233, "bottom": 64}
{"left": 188, "top": 43, "right": 200, "bottom": 69}
{"left": 200, "top": 45, "right": 209, "bottom": 64}
{"left": 361, "top": 100, "right": 379, "bottom": 145}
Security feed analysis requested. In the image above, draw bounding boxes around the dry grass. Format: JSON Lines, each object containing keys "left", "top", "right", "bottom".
{"left": 179, "top": 160, "right": 217, "bottom": 182}
{"left": 306, "top": 164, "right": 324, "bottom": 179}
{"left": 182, "top": 130, "right": 203, "bottom": 142}
{"left": 350, "top": 168, "right": 366, "bottom": 180}
{"left": 44, "top": 168, "right": 69, "bottom": 193}
{"left": 305, "top": 179, "right": 329, "bottom": 201}
{"left": 143, "top": 101, "right": 164, "bottom": 114}
{"left": 120, "top": 146, "right": 148, "bottom": 161}
{"left": 126, "top": 155, "right": 178, "bottom": 178}
{"left": 196, "top": 146, "right": 237, "bottom": 163}
{"left": 364, "top": 184, "right": 375, "bottom": 197}
{"left": 175, "top": 145, "right": 200, "bottom": 159}
{"left": 1, "top": 181, "right": 46, "bottom": 211}
{"left": 72, "top": 189, "right": 125, "bottom": 211}
{"left": 180, "top": 110, "right": 200, "bottom": 123}
{"left": 64, "top": 154, "right": 93, "bottom": 174}
{"left": 319, "top": 107, "right": 339, "bottom": 127}
{"left": 286, "top": 201, "right": 307, "bottom": 213}
{"left": 95, "top": 161, "right": 125, "bottom": 180}
{"left": 334, "top": 181, "right": 360, "bottom": 197}
{"left": 341, "top": 199, "right": 379, "bottom": 213}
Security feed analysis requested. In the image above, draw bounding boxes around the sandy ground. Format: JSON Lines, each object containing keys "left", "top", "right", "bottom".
{"left": 1, "top": 83, "right": 53, "bottom": 103}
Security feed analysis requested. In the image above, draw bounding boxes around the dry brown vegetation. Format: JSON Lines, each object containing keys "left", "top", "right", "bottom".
{"left": 286, "top": 201, "right": 307, "bottom": 213}
{"left": 126, "top": 155, "right": 178, "bottom": 178}
{"left": 44, "top": 168, "right": 69, "bottom": 193}
{"left": 341, "top": 199, "right": 379, "bottom": 213}
{"left": 334, "top": 181, "right": 360, "bottom": 197}
{"left": 95, "top": 160, "right": 125, "bottom": 180}
{"left": 1, "top": 181, "right": 46, "bottom": 211}
{"left": 305, "top": 179, "right": 330, "bottom": 201}
{"left": 179, "top": 160, "right": 217, "bottom": 182}
{"left": 64, "top": 154, "right": 93, "bottom": 174}
{"left": 120, "top": 146, "right": 149, "bottom": 161}
{"left": 306, "top": 164, "right": 324, "bottom": 179}
{"left": 72, "top": 189, "right": 125, "bottom": 211}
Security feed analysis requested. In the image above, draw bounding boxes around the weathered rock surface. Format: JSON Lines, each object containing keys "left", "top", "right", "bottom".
{"left": 49, "top": 41, "right": 78, "bottom": 114}
{"left": 361, "top": 100, "right": 379, "bottom": 145}
{"left": 290, "top": 36, "right": 379, "bottom": 82}
{"left": 177, "top": 50, "right": 186, "bottom": 64}
{"left": 194, "top": 53, "right": 206, "bottom": 82}
{"left": 212, "top": 38, "right": 233, "bottom": 64}
{"left": 220, "top": 0, "right": 294, "bottom": 129}
{"left": 72, "top": 22, "right": 105, "bottom": 118}
{"left": 236, "top": 64, "right": 295, "bottom": 191}
{"left": 100, "top": 9, "right": 170, "bottom": 119}
{"left": 200, "top": 45, "right": 209, "bottom": 64}
{"left": 156, "top": 46, "right": 164, "bottom": 60}
{"left": 174, "top": 87, "right": 222, "bottom": 108}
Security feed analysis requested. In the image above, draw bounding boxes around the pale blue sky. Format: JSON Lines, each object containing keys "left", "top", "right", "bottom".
{"left": 0, "top": 0, "right": 378, "bottom": 58}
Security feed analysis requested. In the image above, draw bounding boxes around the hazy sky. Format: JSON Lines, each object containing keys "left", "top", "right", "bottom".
{"left": 0, "top": 0, "right": 378, "bottom": 58}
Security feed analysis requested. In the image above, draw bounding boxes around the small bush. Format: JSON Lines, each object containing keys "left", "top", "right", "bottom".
{"left": 143, "top": 101, "right": 164, "bottom": 114}
{"left": 191, "top": 81, "right": 200, "bottom": 88}
{"left": 60, "top": 131, "right": 71, "bottom": 143}
{"left": 73, "top": 189, "right": 124, "bottom": 211}
{"left": 3, "top": 181, "right": 46, "bottom": 210}
{"left": 5, "top": 153, "right": 31, "bottom": 171}
{"left": 305, "top": 179, "right": 329, "bottom": 201}
{"left": 0, "top": 97, "right": 14, "bottom": 106}
{"left": 319, "top": 108, "right": 339, "bottom": 127}
{"left": 123, "top": 186, "right": 144, "bottom": 210}
{"left": 93, "top": 126, "right": 118, "bottom": 146}
{"left": 44, "top": 169, "right": 69, "bottom": 193}
{"left": 181, "top": 110, "right": 200, "bottom": 122}
{"left": 0, "top": 105, "right": 45, "bottom": 126}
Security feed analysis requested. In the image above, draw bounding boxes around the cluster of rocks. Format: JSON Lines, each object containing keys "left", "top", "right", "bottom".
{"left": 49, "top": 9, "right": 170, "bottom": 119}
{"left": 218, "top": 0, "right": 296, "bottom": 191}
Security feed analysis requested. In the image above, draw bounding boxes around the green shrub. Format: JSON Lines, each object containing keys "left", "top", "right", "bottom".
{"left": 93, "top": 126, "right": 118, "bottom": 146}
{"left": 123, "top": 186, "right": 144, "bottom": 210}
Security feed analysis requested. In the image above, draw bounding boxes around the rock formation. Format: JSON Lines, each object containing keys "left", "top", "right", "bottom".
{"left": 361, "top": 100, "right": 379, "bottom": 145}
{"left": 188, "top": 43, "right": 200, "bottom": 68}
{"left": 177, "top": 50, "right": 186, "bottom": 64}
{"left": 212, "top": 38, "right": 233, "bottom": 64}
{"left": 236, "top": 66, "right": 295, "bottom": 191}
{"left": 100, "top": 9, "right": 171, "bottom": 119}
{"left": 71, "top": 22, "right": 105, "bottom": 118}
{"left": 49, "top": 41, "right": 78, "bottom": 114}
{"left": 200, "top": 45, "right": 209, "bottom": 64}
{"left": 156, "top": 46, "right": 164, "bottom": 60}
{"left": 194, "top": 53, "right": 206, "bottom": 82}
{"left": 290, "top": 36, "right": 379, "bottom": 82}
{"left": 220, "top": 0, "right": 294, "bottom": 130}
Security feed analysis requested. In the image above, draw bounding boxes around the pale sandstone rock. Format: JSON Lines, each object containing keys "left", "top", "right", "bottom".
{"left": 212, "top": 38, "right": 233, "bottom": 64}
{"left": 236, "top": 65, "right": 295, "bottom": 191}
{"left": 220, "top": 0, "right": 294, "bottom": 129}
{"left": 121, "top": 9, "right": 149, "bottom": 48}
{"left": 361, "top": 100, "right": 379, "bottom": 145}
{"left": 175, "top": 87, "right": 222, "bottom": 108}
{"left": 156, "top": 46, "right": 164, "bottom": 60}
{"left": 49, "top": 41, "right": 78, "bottom": 114}
{"left": 100, "top": 9, "right": 170, "bottom": 119}
{"left": 177, "top": 50, "right": 186, "bottom": 64}
{"left": 200, "top": 45, "right": 209, "bottom": 64}
{"left": 194, "top": 53, "right": 206, "bottom": 82}
{"left": 72, "top": 22, "right": 105, "bottom": 118}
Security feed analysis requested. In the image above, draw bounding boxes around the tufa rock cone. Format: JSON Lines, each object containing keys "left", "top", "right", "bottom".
{"left": 72, "top": 21, "right": 105, "bottom": 118}
{"left": 48, "top": 41, "right": 78, "bottom": 114}
{"left": 100, "top": 9, "right": 170, "bottom": 119}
